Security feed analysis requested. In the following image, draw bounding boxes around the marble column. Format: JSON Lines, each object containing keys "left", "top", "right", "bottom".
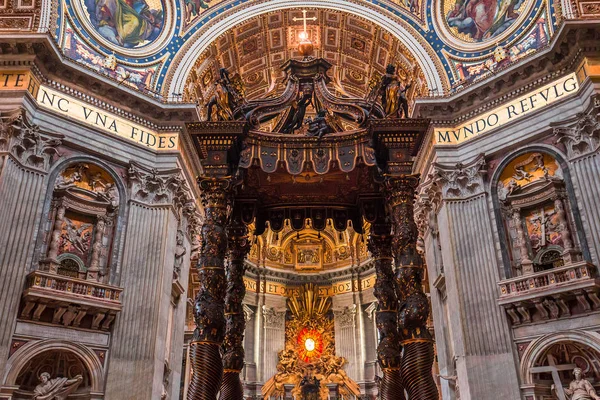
{"left": 367, "top": 221, "right": 404, "bottom": 400}
{"left": 188, "top": 177, "right": 231, "bottom": 400}
{"left": 554, "top": 108, "right": 600, "bottom": 266}
{"left": 432, "top": 156, "right": 520, "bottom": 399}
{"left": 0, "top": 117, "right": 60, "bottom": 378}
{"left": 220, "top": 215, "right": 250, "bottom": 400}
{"left": 386, "top": 175, "right": 438, "bottom": 400}
{"left": 333, "top": 305, "right": 358, "bottom": 380}
{"left": 104, "top": 164, "right": 188, "bottom": 400}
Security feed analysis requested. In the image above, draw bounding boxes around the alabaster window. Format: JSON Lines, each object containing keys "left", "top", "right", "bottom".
{"left": 496, "top": 152, "right": 582, "bottom": 277}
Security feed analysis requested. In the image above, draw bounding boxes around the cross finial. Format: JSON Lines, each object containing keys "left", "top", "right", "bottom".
{"left": 292, "top": 9, "right": 317, "bottom": 37}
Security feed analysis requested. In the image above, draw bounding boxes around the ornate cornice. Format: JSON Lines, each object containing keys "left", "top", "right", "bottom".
{"left": 433, "top": 154, "right": 487, "bottom": 200}
{"left": 553, "top": 100, "right": 600, "bottom": 160}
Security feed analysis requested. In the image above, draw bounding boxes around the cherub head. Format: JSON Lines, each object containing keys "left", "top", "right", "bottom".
{"left": 40, "top": 372, "right": 51, "bottom": 383}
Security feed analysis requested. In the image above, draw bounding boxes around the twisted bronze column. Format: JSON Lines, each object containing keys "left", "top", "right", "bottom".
{"left": 367, "top": 222, "right": 406, "bottom": 400}
{"left": 386, "top": 176, "right": 438, "bottom": 400}
{"left": 188, "top": 178, "right": 231, "bottom": 400}
{"left": 219, "top": 216, "right": 250, "bottom": 400}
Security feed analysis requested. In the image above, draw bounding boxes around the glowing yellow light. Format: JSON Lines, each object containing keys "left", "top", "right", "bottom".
{"left": 299, "top": 31, "right": 308, "bottom": 40}
{"left": 304, "top": 338, "right": 316, "bottom": 352}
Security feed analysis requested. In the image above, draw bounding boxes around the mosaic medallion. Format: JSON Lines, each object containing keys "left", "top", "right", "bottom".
{"left": 82, "top": 0, "right": 165, "bottom": 48}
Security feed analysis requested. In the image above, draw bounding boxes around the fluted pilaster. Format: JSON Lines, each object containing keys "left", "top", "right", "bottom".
{"left": 554, "top": 108, "right": 600, "bottom": 265}
{"left": 104, "top": 203, "right": 179, "bottom": 399}
{"left": 433, "top": 155, "right": 519, "bottom": 399}
{"left": 0, "top": 157, "right": 48, "bottom": 376}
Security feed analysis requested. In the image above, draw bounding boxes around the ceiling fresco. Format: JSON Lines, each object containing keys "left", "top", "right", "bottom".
{"left": 51, "top": 0, "right": 559, "bottom": 101}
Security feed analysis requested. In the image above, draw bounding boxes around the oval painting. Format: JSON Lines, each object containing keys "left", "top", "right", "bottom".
{"left": 83, "top": 0, "right": 165, "bottom": 48}
{"left": 444, "top": 0, "right": 530, "bottom": 42}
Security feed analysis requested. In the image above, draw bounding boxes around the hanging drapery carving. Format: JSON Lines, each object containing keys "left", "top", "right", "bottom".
{"left": 188, "top": 177, "right": 232, "bottom": 400}
{"left": 220, "top": 213, "right": 251, "bottom": 400}
{"left": 386, "top": 175, "right": 438, "bottom": 400}
{"left": 367, "top": 221, "right": 405, "bottom": 400}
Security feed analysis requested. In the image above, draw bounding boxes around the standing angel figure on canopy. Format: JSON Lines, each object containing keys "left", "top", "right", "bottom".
{"left": 378, "top": 64, "right": 412, "bottom": 119}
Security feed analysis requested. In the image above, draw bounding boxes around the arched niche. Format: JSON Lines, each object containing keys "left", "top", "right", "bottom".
{"left": 491, "top": 147, "right": 590, "bottom": 278}
{"left": 519, "top": 331, "right": 600, "bottom": 400}
{"left": 2, "top": 340, "right": 105, "bottom": 399}
{"left": 37, "top": 159, "right": 127, "bottom": 285}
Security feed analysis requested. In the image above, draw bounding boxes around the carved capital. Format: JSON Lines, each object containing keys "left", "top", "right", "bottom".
{"left": 262, "top": 306, "right": 286, "bottom": 327}
{"left": 554, "top": 107, "right": 600, "bottom": 159}
{"left": 333, "top": 304, "right": 357, "bottom": 328}
{"left": 8, "top": 114, "right": 62, "bottom": 172}
{"left": 415, "top": 176, "right": 442, "bottom": 239}
{"left": 127, "top": 162, "right": 190, "bottom": 207}
{"left": 433, "top": 154, "right": 486, "bottom": 200}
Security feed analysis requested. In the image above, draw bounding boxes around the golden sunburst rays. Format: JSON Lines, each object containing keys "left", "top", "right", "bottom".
{"left": 288, "top": 283, "right": 331, "bottom": 320}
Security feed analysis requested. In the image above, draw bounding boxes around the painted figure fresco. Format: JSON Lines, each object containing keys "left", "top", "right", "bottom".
{"left": 83, "top": 0, "right": 164, "bottom": 48}
{"left": 451, "top": 15, "right": 548, "bottom": 88}
{"left": 62, "top": 24, "right": 160, "bottom": 94}
{"left": 446, "top": 0, "right": 527, "bottom": 41}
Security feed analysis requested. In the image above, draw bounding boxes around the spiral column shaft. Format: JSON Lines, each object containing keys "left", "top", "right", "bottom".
{"left": 367, "top": 222, "right": 406, "bottom": 400}
{"left": 386, "top": 176, "right": 438, "bottom": 400}
{"left": 188, "top": 178, "right": 231, "bottom": 400}
{"left": 219, "top": 217, "right": 250, "bottom": 400}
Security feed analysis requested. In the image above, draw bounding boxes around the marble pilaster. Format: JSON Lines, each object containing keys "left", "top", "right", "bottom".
{"left": 432, "top": 155, "right": 520, "bottom": 399}
{"left": 104, "top": 164, "right": 189, "bottom": 400}
{"left": 0, "top": 115, "right": 60, "bottom": 378}
{"left": 554, "top": 106, "right": 600, "bottom": 266}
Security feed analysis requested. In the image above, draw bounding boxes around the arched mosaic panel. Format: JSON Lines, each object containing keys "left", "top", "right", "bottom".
{"left": 50, "top": 0, "right": 560, "bottom": 99}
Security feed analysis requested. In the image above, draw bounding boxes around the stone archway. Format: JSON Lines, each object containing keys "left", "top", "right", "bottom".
{"left": 520, "top": 330, "right": 600, "bottom": 400}
{"left": 1, "top": 340, "right": 105, "bottom": 399}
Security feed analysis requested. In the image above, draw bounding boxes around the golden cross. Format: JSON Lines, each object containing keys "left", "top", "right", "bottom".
{"left": 292, "top": 10, "right": 317, "bottom": 35}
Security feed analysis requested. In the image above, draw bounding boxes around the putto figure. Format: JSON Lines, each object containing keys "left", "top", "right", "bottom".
{"left": 552, "top": 368, "right": 600, "bottom": 400}
{"left": 33, "top": 372, "right": 83, "bottom": 400}
{"left": 379, "top": 64, "right": 411, "bottom": 119}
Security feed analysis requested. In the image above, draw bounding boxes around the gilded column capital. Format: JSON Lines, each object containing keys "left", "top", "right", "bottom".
{"left": 433, "top": 154, "right": 487, "bottom": 200}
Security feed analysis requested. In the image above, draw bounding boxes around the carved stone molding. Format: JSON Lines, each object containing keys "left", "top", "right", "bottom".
{"left": 262, "top": 305, "right": 285, "bottom": 328}
{"left": 242, "top": 304, "right": 254, "bottom": 323}
{"left": 415, "top": 176, "right": 442, "bottom": 238}
{"left": 333, "top": 304, "right": 357, "bottom": 329}
{"left": 433, "top": 155, "right": 487, "bottom": 200}
{"left": 3, "top": 113, "right": 63, "bottom": 172}
{"left": 127, "top": 162, "right": 192, "bottom": 208}
{"left": 554, "top": 107, "right": 600, "bottom": 160}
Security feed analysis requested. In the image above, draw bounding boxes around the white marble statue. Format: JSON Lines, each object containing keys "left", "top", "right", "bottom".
{"left": 552, "top": 368, "right": 600, "bottom": 400}
{"left": 32, "top": 372, "right": 83, "bottom": 400}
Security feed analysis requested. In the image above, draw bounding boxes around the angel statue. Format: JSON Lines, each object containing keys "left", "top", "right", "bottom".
{"left": 552, "top": 368, "right": 600, "bottom": 400}
{"left": 205, "top": 68, "right": 245, "bottom": 122}
{"left": 33, "top": 372, "right": 83, "bottom": 400}
{"left": 379, "top": 64, "right": 412, "bottom": 119}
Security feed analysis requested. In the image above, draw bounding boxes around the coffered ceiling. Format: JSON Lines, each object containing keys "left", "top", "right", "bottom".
{"left": 183, "top": 9, "right": 429, "bottom": 106}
